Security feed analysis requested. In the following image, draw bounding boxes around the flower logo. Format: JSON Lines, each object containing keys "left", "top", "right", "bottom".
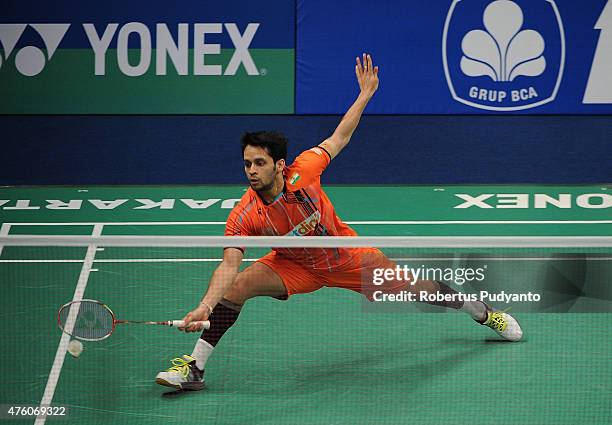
{"left": 443, "top": 0, "right": 565, "bottom": 111}
{"left": 461, "top": 0, "right": 545, "bottom": 82}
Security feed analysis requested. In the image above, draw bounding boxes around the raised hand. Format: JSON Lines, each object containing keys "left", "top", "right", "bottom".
{"left": 355, "top": 53, "right": 379, "bottom": 97}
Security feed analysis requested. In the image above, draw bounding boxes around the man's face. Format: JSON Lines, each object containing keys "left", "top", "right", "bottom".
{"left": 243, "top": 145, "right": 283, "bottom": 192}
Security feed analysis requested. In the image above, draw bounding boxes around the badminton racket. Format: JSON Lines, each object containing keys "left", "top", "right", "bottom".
{"left": 58, "top": 299, "right": 210, "bottom": 341}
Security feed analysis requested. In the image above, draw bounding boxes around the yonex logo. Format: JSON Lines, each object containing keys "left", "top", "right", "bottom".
{"left": 443, "top": 0, "right": 565, "bottom": 111}
{"left": 0, "top": 24, "right": 70, "bottom": 76}
{"left": 454, "top": 193, "right": 612, "bottom": 209}
{"left": 84, "top": 23, "right": 260, "bottom": 76}
{"left": 0, "top": 22, "right": 260, "bottom": 77}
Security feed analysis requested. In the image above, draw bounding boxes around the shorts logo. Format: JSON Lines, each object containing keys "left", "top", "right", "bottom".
{"left": 289, "top": 173, "right": 301, "bottom": 185}
{"left": 443, "top": 0, "right": 565, "bottom": 111}
{"left": 0, "top": 24, "right": 70, "bottom": 76}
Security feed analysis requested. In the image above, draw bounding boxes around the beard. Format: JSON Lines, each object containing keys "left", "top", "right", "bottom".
{"left": 250, "top": 178, "right": 275, "bottom": 192}
{"left": 249, "top": 166, "right": 277, "bottom": 193}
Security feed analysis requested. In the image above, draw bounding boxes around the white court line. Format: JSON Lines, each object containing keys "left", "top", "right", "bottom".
{"left": 35, "top": 224, "right": 102, "bottom": 425}
{"left": 5, "top": 222, "right": 227, "bottom": 226}
{"left": 34, "top": 245, "right": 97, "bottom": 424}
{"left": 389, "top": 257, "right": 612, "bottom": 261}
{"left": 0, "top": 258, "right": 260, "bottom": 263}
{"left": 0, "top": 260, "right": 85, "bottom": 263}
{"left": 0, "top": 223, "right": 10, "bottom": 257}
{"left": 2, "top": 257, "right": 610, "bottom": 264}
{"left": 4, "top": 220, "right": 612, "bottom": 226}
{"left": 347, "top": 220, "right": 612, "bottom": 225}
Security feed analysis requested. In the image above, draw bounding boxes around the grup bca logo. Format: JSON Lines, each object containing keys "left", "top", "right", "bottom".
{"left": 0, "top": 24, "right": 70, "bottom": 76}
{"left": 443, "top": 0, "right": 565, "bottom": 111}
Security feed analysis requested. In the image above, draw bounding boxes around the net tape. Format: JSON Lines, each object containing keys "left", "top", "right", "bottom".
{"left": 1, "top": 235, "right": 612, "bottom": 248}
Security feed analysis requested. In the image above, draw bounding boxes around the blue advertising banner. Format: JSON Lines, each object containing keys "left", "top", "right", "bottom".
{"left": 296, "top": 0, "right": 612, "bottom": 114}
{"left": 1, "top": 1, "right": 294, "bottom": 49}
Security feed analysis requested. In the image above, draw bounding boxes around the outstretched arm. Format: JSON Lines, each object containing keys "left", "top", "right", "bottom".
{"left": 180, "top": 247, "right": 243, "bottom": 332}
{"left": 319, "top": 53, "right": 379, "bottom": 159}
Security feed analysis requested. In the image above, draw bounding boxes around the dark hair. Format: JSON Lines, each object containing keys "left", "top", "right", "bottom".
{"left": 241, "top": 131, "right": 288, "bottom": 163}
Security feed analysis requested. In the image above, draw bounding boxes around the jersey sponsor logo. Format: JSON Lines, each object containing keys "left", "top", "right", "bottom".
{"left": 443, "top": 0, "right": 565, "bottom": 111}
{"left": 454, "top": 193, "right": 612, "bottom": 209}
{"left": 285, "top": 210, "right": 321, "bottom": 236}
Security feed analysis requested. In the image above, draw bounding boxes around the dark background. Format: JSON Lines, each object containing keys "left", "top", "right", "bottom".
{"left": 1, "top": 115, "right": 610, "bottom": 185}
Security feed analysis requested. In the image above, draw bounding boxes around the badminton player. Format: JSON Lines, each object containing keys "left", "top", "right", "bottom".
{"left": 156, "top": 54, "right": 523, "bottom": 390}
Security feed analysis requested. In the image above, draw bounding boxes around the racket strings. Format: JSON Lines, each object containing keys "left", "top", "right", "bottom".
{"left": 59, "top": 301, "right": 114, "bottom": 340}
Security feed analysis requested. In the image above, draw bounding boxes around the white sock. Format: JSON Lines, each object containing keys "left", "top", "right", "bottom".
{"left": 191, "top": 338, "right": 214, "bottom": 370}
{"left": 460, "top": 300, "right": 487, "bottom": 321}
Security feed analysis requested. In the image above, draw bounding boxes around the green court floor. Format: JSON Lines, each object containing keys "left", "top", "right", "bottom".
{"left": 1, "top": 185, "right": 611, "bottom": 424}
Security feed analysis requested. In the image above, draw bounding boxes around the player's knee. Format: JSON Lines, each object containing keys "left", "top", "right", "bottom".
{"left": 225, "top": 272, "right": 256, "bottom": 304}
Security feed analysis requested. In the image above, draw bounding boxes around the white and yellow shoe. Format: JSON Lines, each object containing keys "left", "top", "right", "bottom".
{"left": 155, "top": 355, "right": 204, "bottom": 390}
{"left": 479, "top": 305, "right": 523, "bottom": 342}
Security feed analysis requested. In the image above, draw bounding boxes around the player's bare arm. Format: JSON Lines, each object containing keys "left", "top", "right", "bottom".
{"left": 319, "top": 53, "right": 379, "bottom": 159}
{"left": 180, "top": 247, "right": 243, "bottom": 332}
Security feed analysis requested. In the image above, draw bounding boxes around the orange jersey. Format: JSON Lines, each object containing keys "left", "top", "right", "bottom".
{"left": 225, "top": 146, "right": 357, "bottom": 270}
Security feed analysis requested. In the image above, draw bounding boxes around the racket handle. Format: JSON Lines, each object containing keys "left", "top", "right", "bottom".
{"left": 170, "top": 320, "right": 210, "bottom": 330}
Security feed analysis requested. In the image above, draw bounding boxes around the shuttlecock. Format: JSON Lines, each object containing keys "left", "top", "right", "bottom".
{"left": 68, "top": 339, "right": 83, "bottom": 358}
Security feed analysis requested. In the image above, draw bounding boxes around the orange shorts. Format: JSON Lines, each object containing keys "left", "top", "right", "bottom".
{"left": 257, "top": 247, "right": 410, "bottom": 300}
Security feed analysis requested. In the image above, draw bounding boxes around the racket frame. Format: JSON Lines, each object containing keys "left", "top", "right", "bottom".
{"left": 57, "top": 299, "right": 117, "bottom": 341}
